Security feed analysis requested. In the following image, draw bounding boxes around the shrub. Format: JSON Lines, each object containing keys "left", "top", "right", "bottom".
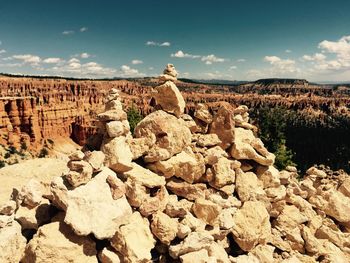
{"left": 4, "top": 152, "right": 11, "bottom": 159}
{"left": 127, "top": 106, "right": 143, "bottom": 134}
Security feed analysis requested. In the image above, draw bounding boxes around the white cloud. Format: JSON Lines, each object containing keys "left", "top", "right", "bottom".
{"left": 0, "top": 49, "right": 6, "bottom": 54}
{"left": 120, "top": 65, "right": 145, "bottom": 77}
{"left": 68, "top": 58, "right": 80, "bottom": 63}
{"left": 62, "top": 30, "right": 75, "bottom": 35}
{"left": 237, "top": 58, "right": 246, "bottom": 62}
{"left": 230, "top": 66, "right": 237, "bottom": 70}
{"left": 80, "top": 27, "right": 88, "bottom": 32}
{"left": 80, "top": 52, "right": 91, "bottom": 59}
{"left": 171, "top": 50, "right": 200, "bottom": 58}
{"left": 201, "top": 54, "right": 226, "bottom": 65}
{"left": 131, "top": 59, "right": 143, "bottom": 65}
{"left": 12, "top": 54, "right": 41, "bottom": 65}
{"left": 43, "top": 57, "right": 62, "bottom": 64}
{"left": 285, "top": 49, "right": 292, "bottom": 53}
{"left": 302, "top": 53, "right": 326, "bottom": 61}
{"left": 148, "top": 67, "right": 154, "bottom": 70}
{"left": 146, "top": 41, "right": 171, "bottom": 47}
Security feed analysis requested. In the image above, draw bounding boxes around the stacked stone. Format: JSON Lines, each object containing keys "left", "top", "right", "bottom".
{"left": 1, "top": 65, "right": 350, "bottom": 263}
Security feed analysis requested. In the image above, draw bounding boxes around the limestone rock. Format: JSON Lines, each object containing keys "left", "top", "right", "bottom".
{"left": 0, "top": 221, "right": 26, "bottom": 263}
{"left": 209, "top": 104, "right": 235, "bottom": 149}
{"left": 232, "top": 201, "right": 271, "bottom": 251}
{"left": 0, "top": 200, "right": 16, "bottom": 216}
{"left": 64, "top": 168, "right": 132, "bottom": 239}
{"left": 66, "top": 160, "right": 93, "bottom": 187}
{"left": 179, "top": 249, "right": 212, "bottom": 263}
{"left": 165, "top": 195, "right": 193, "bottom": 218}
{"left": 111, "top": 212, "right": 156, "bottom": 263}
{"left": 97, "top": 109, "right": 127, "bottom": 122}
{"left": 22, "top": 221, "right": 97, "bottom": 263}
{"left": 18, "top": 178, "right": 44, "bottom": 207}
{"left": 256, "top": 165, "right": 281, "bottom": 188}
{"left": 134, "top": 110, "right": 192, "bottom": 162}
{"left": 106, "top": 174, "right": 126, "bottom": 200}
{"left": 106, "top": 120, "right": 128, "bottom": 138}
{"left": 124, "top": 162, "right": 166, "bottom": 187}
{"left": 235, "top": 170, "right": 265, "bottom": 202}
{"left": 209, "top": 157, "right": 238, "bottom": 189}
{"left": 193, "top": 198, "right": 222, "bottom": 225}
{"left": 230, "top": 127, "right": 275, "bottom": 166}
{"left": 153, "top": 81, "right": 185, "bottom": 117}
{"left": 194, "top": 103, "right": 213, "bottom": 124}
{"left": 128, "top": 137, "right": 153, "bottom": 160}
{"left": 196, "top": 133, "right": 221, "bottom": 147}
{"left": 68, "top": 150, "right": 85, "bottom": 161}
{"left": 84, "top": 150, "right": 105, "bottom": 172}
{"left": 101, "top": 136, "right": 133, "bottom": 172}
{"left": 167, "top": 178, "right": 207, "bottom": 201}
{"left": 151, "top": 211, "right": 178, "bottom": 245}
{"left": 98, "top": 247, "right": 121, "bottom": 263}
{"left": 203, "top": 146, "right": 228, "bottom": 165}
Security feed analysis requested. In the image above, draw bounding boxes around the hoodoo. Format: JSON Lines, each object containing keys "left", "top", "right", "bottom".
{"left": 0, "top": 65, "right": 350, "bottom": 262}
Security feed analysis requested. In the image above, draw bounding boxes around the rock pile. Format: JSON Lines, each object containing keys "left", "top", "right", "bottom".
{"left": 1, "top": 64, "right": 350, "bottom": 263}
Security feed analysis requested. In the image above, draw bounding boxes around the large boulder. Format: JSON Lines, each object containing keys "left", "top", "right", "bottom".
{"left": 63, "top": 168, "right": 132, "bottom": 239}
{"left": 134, "top": 110, "right": 192, "bottom": 162}
{"left": 22, "top": 221, "right": 97, "bottom": 263}
{"left": 0, "top": 221, "right": 26, "bottom": 263}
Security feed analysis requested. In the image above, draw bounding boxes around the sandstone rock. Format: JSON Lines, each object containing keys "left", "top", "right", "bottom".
{"left": 207, "top": 242, "right": 230, "bottom": 263}
{"left": 177, "top": 224, "right": 192, "bottom": 239}
{"left": 193, "top": 198, "right": 222, "bottom": 225}
{"left": 151, "top": 211, "right": 178, "bottom": 245}
{"left": 179, "top": 249, "right": 211, "bottom": 263}
{"left": 249, "top": 244, "right": 275, "bottom": 263}
{"left": 84, "top": 150, "right": 105, "bottom": 172}
{"left": 163, "top": 63, "right": 178, "bottom": 78}
{"left": 111, "top": 212, "right": 156, "bottom": 263}
{"left": 124, "top": 162, "right": 165, "bottom": 187}
{"left": 64, "top": 168, "right": 132, "bottom": 239}
{"left": 68, "top": 150, "right": 85, "bottom": 161}
{"left": 230, "top": 127, "right": 275, "bottom": 166}
{"left": 148, "top": 150, "right": 205, "bottom": 183}
{"left": 209, "top": 104, "right": 235, "bottom": 149}
{"left": 106, "top": 121, "right": 128, "bottom": 138}
{"left": 196, "top": 133, "right": 221, "bottom": 147}
{"left": 128, "top": 137, "right": 153, "bottom": 159}
{"left": 22, "top": 221, "right": 97, "bottom": 263}
{"left": 15, "top": 199, "right": 51, "bottom": 230}
{"left": 134, "top": 110, "right": 192, "bottom": 162}
{"left": 167, "top": 178, "right": 207, "bottom": 201}
{"left": 101, "top": 136, "right": 133, "bottom": 172}
{"left": 203, "top": 145, "right": 228, "bottom": 165}
{"left": 339, "top": 177, "right": 350, "bottom": 197}
{"left": 97, "top": 109, "right": 127, "bottom": 122}
{"left": 169, "top": 231, "right": 214, "bottom": 258}
{"left": 0, "top": 214, "right": 14, "bottom": 228}
{"left": 181, "top": 213, "right": 206, "bottom": 232}
{"left": 165, "top": 195, "right": 193, "bottom": 218}
{"left": 231, "top": 254, "right": 260, "bottom": 263}
{"left": 235, "top": 170, "right": 265, "bottom": 202}
{"left": 194, "top": 103, "right": 213, "bottom": 124}
{"left": 180, "top": 114, "right": 199, "bottom": 133}
{"left": 232, "top": 201, "right": 271, "bottom": 251}
{"left": 106, "top": 174, "right": 126, "bottom": 200}
{"left": 98, "top": 247, "right": 121, "bottom": 263}
{"left": 153, "top": 81, "right": 185, "bottom": 117}
{"left": 0, "top": 200, "right": 16, "bottom": 215}
{"left": 66, "top": 160, "right": 93, "bottom": 187}
{"left": 256, "top": 165, "right": 281, "bottom": 188}
{"left": 0, "top": 221, "right": 26, "bottom": 263}
{"left": 306, "top": 167, "right": 327, "bottom": 178}
{"left": 18, "top": 178, "right": 44, "bottom": 207}
{"left": 209, "top": 157, "right": 238, "bottom": 189}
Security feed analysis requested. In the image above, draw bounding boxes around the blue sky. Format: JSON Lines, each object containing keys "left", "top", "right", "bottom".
{"left": 0, "top": 0, "right": 350, "bottom": 81}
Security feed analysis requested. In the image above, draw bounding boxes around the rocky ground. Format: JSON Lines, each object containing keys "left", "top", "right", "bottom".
{"left": 0, "top": 65, "right": 350, "bottom": 263}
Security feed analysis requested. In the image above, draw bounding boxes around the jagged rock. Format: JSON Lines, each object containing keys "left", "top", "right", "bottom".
{"left": 249, "top": 244, "right": 275, "bottom": 263}
{"left": 134, "top": 110, "right": 192, "bottom": 162}
{"left": 180, "top": 114, "right": 200, "bottom": 133}
{"left": 230, "top": 127, "right": 275, "bottom": 166}
{"left": 0, "top": 221, "right": 26, "bottom": 263}
{"left": 193, "top": 198, "right": 222, "bottom": 225}
{"left": 106, "top": 174, "right": 126, "bottom": 200}
{"left": 209, "top": 157, "right": 239, "bottom": 189}
{"left": 179, "top": 249, "right": 212, "bottom": 263}
{"left": 167, "top": 178, "right": 207, "bottom": 200}
{"left": 180, "top": 213, "right": 206, "bottom": 232}
{"left": 15, "top": 199, "right": 51, "bottom": 229}
{"left": 124, "top": 162, "right": 165, "bottom": 187}
{"left": 151, "top": 211, "right": 178, "bottom": 245}
{"left": 194, "top": 103, "right": 213, "bottom": 124}
{"left": 68, "top": 150, "right": 85, "bottom": 161}
{"left": 169, "top": 231, "right": 214, "bottom": 258}
{"left": 165, "top": 195, "right": 193, "bottom": 218}
{"left": 203, "top": 146, "right": 228, "bottom": 165}
{"left": 101, "top": 136, "right": 133, "bottom": 172}
{"left": 22, "top": 221, "right": 97, "bottom": 263}
{"left": 153, "top": 80, "right": 185, "bottom": 117}
{"left": 128, "top": 137, "right": 154, "bottom": 159}
{"left": 66, "top": 160, "right": 93, "bottom": 187}
{"left": 209, "top": 104, "right": 235, "bottom": 149}
{"left": 64, "top": 168, "right": 132, "bottom": 239}
{"left": 339, "top": 177, "right": 350, "bottom": 197}
{"left": 97, "top": 109, "right": 127, "bottom": 122}
{"left": 231, "top": 254, "right": 260, "bottom": 263}
{"left": 207, "top": 242, "right": 230, "bottom": 263}
{"left": 256, "top": 165, "right": 281, "bottom": 188}
{"left": 0, "top": 200, "right": 16, "bottom": 216}
{"left": 231, "top": 201, "right": 271, "bottom": 251}
{"left": 163, "top": 63, "right": 178, "bottom": 78}
{"left": 0, "top": 214, "right": 14, "bottom": 228}
{"left": 111, "top": 212, "right": 156, "bottom": 263}
{"left": 106, "top": 120, "right": 130, "bottom": 138}
{"left": 84, "top": 150, "right": 105, "bottom": 172}
{"left": 196, "top": 133, "right": 221, "bottom": 147}
{"left": 148, "top": 149, "right": 205, "bottom": 183}
{"left": 177, "top": 223, "right": 192, "bottom": 239}
{"left": 235, "top": 170, "right": 265, "bottom": 202}
{"left": 98, "top": 247, "right": 121, "bottom": 263}
{"left": 18, "top": 179, "right": 44, "bottom": 207}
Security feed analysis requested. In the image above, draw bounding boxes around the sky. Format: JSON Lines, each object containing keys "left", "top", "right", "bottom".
{"left": 0, "top": 0, "right": 350, "bottom": 82}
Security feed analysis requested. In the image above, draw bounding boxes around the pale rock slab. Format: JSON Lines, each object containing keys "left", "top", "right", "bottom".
{"left": 0, "top": 221, "right": 26, "bottom": 263}
{"left": 194, "top": 103, "right": 213, "bottom": 124}
{"left": 151, "top": 211, "right": 178, "bottom": 245}
{"left": 0, "top": 200, "right": 16, "bottom": 216}
{"left": 256, "top": 165, "right": 281, "bottom": 188}
{"left": 209, "top": 157, "right": 238, "bottom": 189}
{"left": 64, "top": 168, "right": 132, "bottom": 239}
{"left": 22, "top": 221, "right": 97, "bottom": 263}
{"left": 66, "top": 160, "right": 93, "bottom": 187}
{"left": 101, "top": 136, "right": 133, "bottom": 172}
{"left": 235, "top": 170, "right": 265, "bottom": 202}
{"left": 111, "top": 212, "right": 156, "bottom": 263}
{"left": 106, "top": 174, "right": 126, "bottom": 200}
{"left": 193, "top": 198, "right": 222, "bottom": 225}
{"left": 98, "top": 247, "right": 121, "bottom": 263}
{"left": 15, "top": 199, "right": 51, "bottom": 230}
{"left": 231, "top": 201, "right": 271, "bottom": 251}
{"left": 84, "top": 150, "right": 105, "bottom": 172}
{"left": 167, "top": 178, "right": 207, "bottom": 201}
{"left": 97, "top": 109, "right": 127, "bottom": 122}
{"left": 134, "top": 110, "right": 192, "bottom": 162}
{"left": 18, "top": 178, "right": 44, "bottom": 207}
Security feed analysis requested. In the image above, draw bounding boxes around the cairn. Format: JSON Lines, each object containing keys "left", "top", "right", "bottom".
{"left": 0, "top": 64, "right": 350, "bottom": 263}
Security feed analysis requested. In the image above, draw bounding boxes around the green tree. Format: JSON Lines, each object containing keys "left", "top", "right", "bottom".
{"left": 127, "top": 106, "right": 143, "bottom": 134}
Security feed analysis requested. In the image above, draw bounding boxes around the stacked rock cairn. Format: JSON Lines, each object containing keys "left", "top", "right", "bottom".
{"left": 1, "top": 64, "right": 350, "bottom": 263}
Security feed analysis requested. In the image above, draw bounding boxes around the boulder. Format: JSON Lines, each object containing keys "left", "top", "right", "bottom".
{"left": 97, "top": 109, "right": 127, "bottom": 122}
{"left": 111, "top": 212, "right": 156, "bottom": 263}
{"left": 151, "top": 211, "right": 178, "bottom": 245}
{"left": 66, "top": 160, "right": 93, "bottom": 187}
{"left": 84, "top": 151, "right": 105, "bottom": 172}
{"left": 179, "top": 249, "right": 212, "bottom": 263}
{"left": 192, "top": 198, "right": 222, "bottom": 225}
{"left": 22, "top": 221, "right": 97, "bottom": 263}
{"left": 235, "top": 170, "right": 265, "bottom": 202}
{"left": 98, "top": 247, "right": 121, "bottom": 263}
{"left": 167, "top": 178, "right": 207, "bottom": 201}
{"left": 134, "top": 110, "right": 192, "bottom": 162}
{"left": 18, "top": 179, "right": 44, "bottom": 207}
{"left": 194, "top": 103, "right": 213, "bottom": 124}
{"left": 0, "top": 221, "right": 26, "bottom": 263}
{"left": 196, "top": 133, "right": 221, "bottom": 147}
{"left": 63, "top": 168, "right": 132, "bottom": 239}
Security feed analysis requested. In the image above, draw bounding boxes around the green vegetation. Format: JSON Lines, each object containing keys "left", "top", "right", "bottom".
{"left": 127, "top": 106, "right": 143, "bottom": 134}
{"left": 251, "top": 106, "right": 296, "bottom": 170}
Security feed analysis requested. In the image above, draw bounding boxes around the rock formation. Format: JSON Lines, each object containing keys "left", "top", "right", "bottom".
{"left": 0, "top": 65, "right": 350, "bottom": 262}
